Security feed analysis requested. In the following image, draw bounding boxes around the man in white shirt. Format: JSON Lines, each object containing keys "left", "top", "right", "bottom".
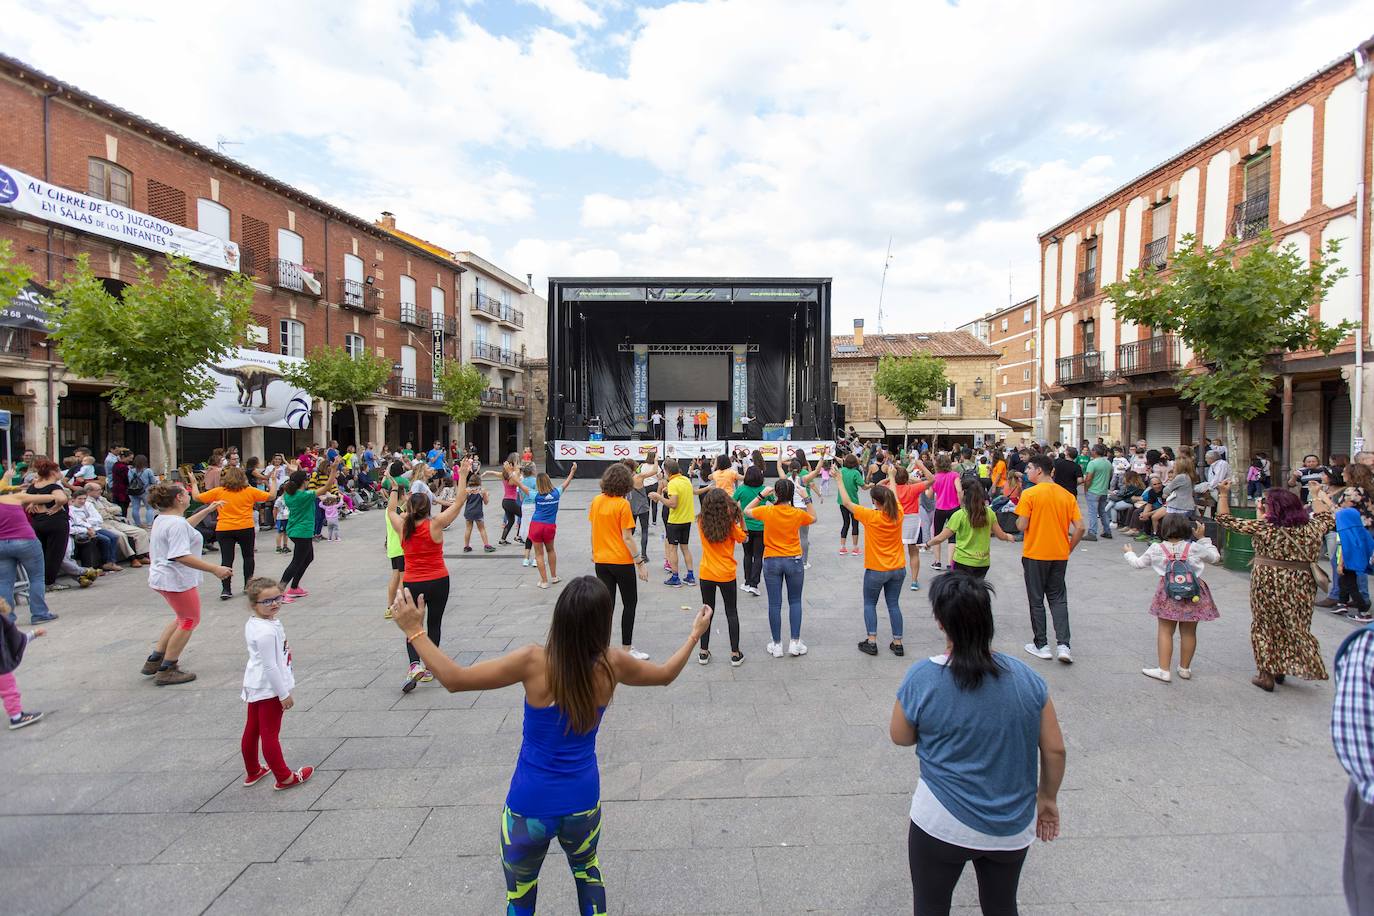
{"left": 1195, "top": 450, "right": 1231, "bottom": 503}
{"left": 68, "top": 490, "right": 123, "bottom": 572}
{"left": 650, "top": 410, "right": 664, "bottom": 441}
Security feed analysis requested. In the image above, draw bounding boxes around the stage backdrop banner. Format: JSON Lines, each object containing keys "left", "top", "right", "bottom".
{"left": 632, "top": 345, "right": 649, "bottom": 432}
{"left": 731, "top": 345, "right": 747, "bottom": 433}
{"left": 178, "top": 348, "right": 314, "bottom": 430}
{"left": 664, "top": 440, "right": 726, "bottom": 459}
{"left": 0, "top": 163, "right": 241, "bottom": 272}
{"left": 732, "top": 440, "right": 836, "bottom": 461}
{"left": 555, "top": 440, "right": 665, "bottom": 461}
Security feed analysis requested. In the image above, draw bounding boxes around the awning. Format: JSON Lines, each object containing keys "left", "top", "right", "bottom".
{"left": 846, "top": 421, "right": 887, "bottom": 438}
{"left": 908, "top": 418, "right": 1013, "bottom": 434}
{"left": 1000, "top": 416, "right": 1034, "bottom": 432}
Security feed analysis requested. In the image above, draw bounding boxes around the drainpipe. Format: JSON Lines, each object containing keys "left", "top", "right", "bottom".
{"left": 43, "top": 89, "right": 58, "bottom": 455}
{"left": 1354, "top": 40, "right": 1373, "bottom": 453}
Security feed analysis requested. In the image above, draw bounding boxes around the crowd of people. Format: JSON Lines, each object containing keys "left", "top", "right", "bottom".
{"left": 6, "top": 427, "right": 1374, "bottom": 913}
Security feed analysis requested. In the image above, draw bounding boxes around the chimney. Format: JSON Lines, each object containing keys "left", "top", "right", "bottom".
{"left": 378, "top": 211, "right": 396, "bottom": 230}
{"left": 526, "top": 273, "right": 533, "bottom": 291}
{"left": 853, "top": 318, "right": 864, "bottom": 348}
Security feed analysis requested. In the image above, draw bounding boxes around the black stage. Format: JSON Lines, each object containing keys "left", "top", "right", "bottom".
{"left": 545, "top": 277, "right": 833, "bottom": 470}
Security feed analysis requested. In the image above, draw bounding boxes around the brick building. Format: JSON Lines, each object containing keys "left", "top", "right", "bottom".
{"left": 0, "top": 54, "right": 555, "bottom": 466}
{"left": 958, "top": 295, "right": 1041, "bottom": 443}
{"left": 832, "top": 320, "right": 1007, "bottom": 448}
{"left": 1039, "top": 39, "right": 1373, "bottom": 481}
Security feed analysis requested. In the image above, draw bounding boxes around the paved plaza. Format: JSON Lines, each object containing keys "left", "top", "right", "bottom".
{"left": 0, "top": 493, "right": 1350, "bottom": 914}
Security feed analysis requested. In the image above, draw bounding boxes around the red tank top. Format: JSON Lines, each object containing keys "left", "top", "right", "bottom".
{"left": 402, "top": 519, "right": 448, "bottom": 583}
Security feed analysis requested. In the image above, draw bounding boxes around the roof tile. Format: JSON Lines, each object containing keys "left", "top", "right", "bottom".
{"left": 831, "top": 330, "right": 1000, "bottom": 359}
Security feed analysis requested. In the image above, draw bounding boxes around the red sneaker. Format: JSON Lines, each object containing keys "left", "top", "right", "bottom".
{"left": 274, "top": 766, "right": 314, "bottom": 790}
{"left": 243, "top": 766, "right": 270, "bottom": 787}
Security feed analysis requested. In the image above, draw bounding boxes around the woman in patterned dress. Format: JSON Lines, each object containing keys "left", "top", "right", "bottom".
{"left": 1216, "top": 478, "right": 1336, "bottom": 691}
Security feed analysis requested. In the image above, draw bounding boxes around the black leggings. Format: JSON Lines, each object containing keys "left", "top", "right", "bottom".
{"left": 907, "top": 820, "right": 1028, "bottom": 916}
{"left": 404, "top": 575, "right": 451, "bottom": 665}
{"left": 279, "top": 536, "right": 315, "bottom": 589}
{"left": 636, "top": 513, "right": 650, "bottom": 561}
{"left": 839, "top": 505, "right": 860, "bottom": 540}
{"left": 218, "top": 527, "right": 256, "bottom": 589}
{"left": 31, "top": 516, "right": 68, "bottom": 586}
{"left": 742, "top": 530, "right": 764, "bottom": 587}
{"left": 645, "top": 483, "right": 659, "bottom": 524}
{"left": 501, "top": 498, "right": 521, "bottom": 541}
{"left": 595, "top": 562, "right": 638, "bottom": 647}
{"left": 699, "top": 578, "right": 739, "bottom": 654}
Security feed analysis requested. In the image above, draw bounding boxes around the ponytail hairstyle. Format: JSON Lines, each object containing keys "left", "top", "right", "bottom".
{"left": 961, "top": 476, "right": 989, "bottom": 528}
{"left": 870, "top": 483, "right": 899, "bottom": 521}
{"left": 893, "top": 466, "right": 910, "bottom": 485}
{"left": 714, "top": 454, "right": 731, "bottom": 472}
{"left": 699, "top": 486, "right": 741, "bottom": 542}
{"left": 402, "top": 491, "right": 431, "bottom": 541}
{"left": 772, "top": 477, "right": 795, "bottom": 506}
{"left": 283, "top": 469, "right": 308, "bottom": 495}
{"left": 544, "top": 576, "right": 614, "bottom": 734}
{"left": 928, "top": 572, "right": 1002, "bottom": 691}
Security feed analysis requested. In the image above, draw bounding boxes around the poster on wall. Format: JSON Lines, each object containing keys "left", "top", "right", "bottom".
{"left": 178, "top": 348, "right": 314, "bottom": 430}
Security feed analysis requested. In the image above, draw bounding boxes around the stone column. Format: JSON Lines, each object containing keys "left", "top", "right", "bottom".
{"left": 1040, "top": 398, "right": 1062, "bottom": 445}
{"left": 489, "top": 414, "right": 500, "bottom": 464}
{"left": 364, "top": 404, "right": 389, "bottom": 450}
{"left": 1120, "top": 394, "right": 1134, "bottom": 446}
{"left": 311, "top": 402, "right": 327, "bottom": 447}
{"left": 1280, "top": 374, "right": 1294, "bottom": 486}
{"left": 12, "top": 379, "right": 51, "bottom": 455}
{"left": 242, "top": 426, "right": 266, "bottom": 462}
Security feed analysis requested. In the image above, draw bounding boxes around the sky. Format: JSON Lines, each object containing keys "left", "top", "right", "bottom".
{"left": 0, "top": 0, "right": 1369, "bottom": 332}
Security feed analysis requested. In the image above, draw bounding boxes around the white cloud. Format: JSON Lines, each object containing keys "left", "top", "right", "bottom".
{"left": 0, "top": 0, "right": 1368, "bottom": 331}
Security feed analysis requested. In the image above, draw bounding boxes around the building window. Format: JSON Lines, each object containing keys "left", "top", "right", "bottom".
{"left": 1081, "top": 318, "right": 1096, "bottom": 353}
{"left": 942, "top": 384, "right": 957, "bottom": 409}
{"left": 1023, "top": 367, "right": 1031, "bottom": 381}
{"left": 1023, "top": 397, "right": 1031, "bottom": 410}
{"left": 501, "top": 287, "right": 513, "bottom": 307}
{"left": 432, "top": 286, "right": 445, "bottom": 315}
{"left": 279, "top": 319, "right": 304, "bottom": 358}
{"left": 501, "top": 331, "right": 513, "bottom": 353}
{"left": 474, "top": 323, "right": 487, "bottom": 345}
{"left": 1000, "top": 400, "right": 1008, "bottom": 413}
{"left": 197, "top": 199, "right": 230, "bottom": 241}
{"left": 1002, "top": 373, "right": 1008, "bottom": 386}
{"left": 344, "top": 333, "right": 365, "bottom": 359}
{"left": 1000, "top": 317, "right": 1008, "bottom": 331}
{"left": 1023, "top": 307, "right": 1031, "bottom": 324}
{"left": 1024, "top": 338, "right": 1033, "bottom": 351}
{"left": 831, "top": 381, "right": 839, "bottom": 402}
{"left": 277, "top": 229, "right": 303, "bottom": 265}
{"left": 1236, "top": 149, "right": 1271, "bottom": 240}
{"left": 87, "top": 158, "right": 131, "bottom": 206}
{"left": 399, "top": 275, "right": 416, "bottom": 307}
{"left": 1145, "top": 199, "right": 1171, "bottom": 268}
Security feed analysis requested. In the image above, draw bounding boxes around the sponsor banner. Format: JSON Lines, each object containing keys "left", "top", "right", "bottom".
{"left": 178, "top": 348, "right": 314, "bottom": 430}
{"left": 664, "top": 440, "right": 726, "bottom": 459}
{"left": 731, "top": 440, "right": 836, "bottom": 461}
{"left": 646, "top": 287, "right": 732, "bottom": 302}
{"left": 732, "top": 286, "right": 818, "bottom": 302}
{"left": 0, "top": 163, "right": 240, "bottom": 272}
{"left": 554, "top": 439, "right": 835, "bottom": 461}
{"left": 560, "top": 287, "right": 646, "bottom": 302}
{"left": 730, "top": 345, "right": 747, "bottom": 433}
{"left": 1, "top": 280, "right": 53, "bottom": 331}
{"left": 554, "top": 440, "right": 663, "bottom": 461}
{"left": 632, "top": 345, "right": 648, "bottom": 431}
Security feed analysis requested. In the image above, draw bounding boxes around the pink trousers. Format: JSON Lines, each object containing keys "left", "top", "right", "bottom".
{"left": 0, "top": 672, "right": 22, "bottom": 718}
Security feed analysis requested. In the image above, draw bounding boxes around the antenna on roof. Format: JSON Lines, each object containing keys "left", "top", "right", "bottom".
{"left": 876, "top": 236, "right": 893, "bottom": 333}
{"left": 1008, "top": 261, "right": 1013, "bottom": 308}
{"left": 215, "top": 136, "right": 242, "bottom": 154}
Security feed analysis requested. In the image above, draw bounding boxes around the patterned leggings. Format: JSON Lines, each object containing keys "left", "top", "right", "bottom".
{"left": 502, "top": 804, "right": 606, "bottom": 915}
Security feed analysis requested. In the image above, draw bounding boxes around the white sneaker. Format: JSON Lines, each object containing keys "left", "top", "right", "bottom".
{"left": 1141, "top": 666, "right": 1171, "bottom": 683}
{"left": 803, "top": 562, "right": 812, "bottom": 570}
{"left": 788, "top": 639, "right": 808, "bottom": 657}
{"left": 1176, "top": 667, "right": 1192, "bottom": 680}
{"left": 521, "top": 558, "right": 530, "bottom": 567}
{"left": 766, "top": 641, "right": 785, "bottom": 658}
{"left": 626, "top": 647, "right": 650, "bottom": 661}
{"left": 1024, "top": 642, "right": 1053, "bottom": 660}
{"left": 1056, "top": 644, "right": 1073, "bottom": 664}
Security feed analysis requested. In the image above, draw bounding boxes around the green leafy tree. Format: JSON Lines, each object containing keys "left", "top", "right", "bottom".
{"left": 0, "top": 239, "right": 32, "bottom": 305}
{"left": 873, "top": 352, "right": 950, "bottom": 448}
{"left": 436, "top": 362, "right": 486, "bottom": 426}
{"left": 1105, "top": 232, "right": 1349, "bottom": 424}
{"left": 49, "top": 254, "right": 254, "bottom": 470}
{"left": 280, "top": 345, "right": 391, "bottom": 447}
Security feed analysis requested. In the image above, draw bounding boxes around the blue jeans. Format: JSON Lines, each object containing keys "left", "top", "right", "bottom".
{"left": 1087, "top": 493, "right": 1112, "bottom": 535}
{"left": 0, "top": 537, "right": 51, "bottom": 621}
{"left": 763, "top": 556, "right": 805, "bottom": 642}
{"left": 862, "top": 567, "right": 905, "bottom": 638}
{"left": 129, "top": 493, "right": 150, "bottom": 526}
{"left": 91, "top": 529, "right": 120, "bottom": 564}
{"left": 1329, "top": 532, "right": 1372, "bottom": 603}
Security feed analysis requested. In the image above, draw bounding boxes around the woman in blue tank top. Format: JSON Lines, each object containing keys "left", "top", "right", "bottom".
{"left": 391, "top": 575, "right": 711, "bottom": 915}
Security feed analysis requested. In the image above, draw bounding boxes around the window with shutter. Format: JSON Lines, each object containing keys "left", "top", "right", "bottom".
{"left": 146, "top": 179, "right": 186, "bottom": 226}
{"left": 241, "top": 215, "right": 270, "bottom": 277}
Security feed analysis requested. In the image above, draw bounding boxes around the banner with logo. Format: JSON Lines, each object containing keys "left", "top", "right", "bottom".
{"left": 632, "top": 345, "right": 648, "bottom": 432}
{"left": 0, "top": 163, "right": 241, "bottom": 272}
{"left": 178, "top": 348, "right": 314, "bottom": 430}
{"left": 1, "top": 280, "right": 54, "bottom": 331}
{"left": 730, "top": 345, "right": 747, "bottom": 433}
{"left": 730, "top": 440, "right": 836, "bottom": 461}
{"left": 554, "top": 440, "right": 665, "bottom": 461}
{"left": 554, "top": 440, "right": 835, "bottom": 461}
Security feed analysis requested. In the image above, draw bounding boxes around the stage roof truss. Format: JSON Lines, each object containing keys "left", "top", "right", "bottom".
{"left": 615, "top": 343, "right": 760, "bottom": 353}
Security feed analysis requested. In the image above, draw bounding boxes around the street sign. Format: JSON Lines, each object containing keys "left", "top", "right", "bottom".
{"left": 0, "top": 409, "right": 10, "bottom": 430}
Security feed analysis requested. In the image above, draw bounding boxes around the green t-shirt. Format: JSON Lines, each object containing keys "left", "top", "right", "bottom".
{"left": 946, "top": 507, "right": 998, "bottom": 568}
{"left": 385, "top": 507, "right": 403, "bottom": 558}
{"left": 282, "top": 488, "right": 318, "bottom": 539}
{"left": 402, "top": 449, "right": 415, "bottom": 461}
{"left": 1085, "top": 457, "right": 1114, "bottom": 495}
{"left": 1075, "top": 453, "right": 1090, "bottom": 473}
{"left": 836, "top": 466, "right": 864, "bottom": 506}
{"left": 733, "top": 483, "right": 773, "bottom": 532}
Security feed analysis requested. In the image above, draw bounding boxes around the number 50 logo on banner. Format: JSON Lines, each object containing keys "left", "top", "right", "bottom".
{"left": 555, "top": 441, "right": 646, "bottom": 460}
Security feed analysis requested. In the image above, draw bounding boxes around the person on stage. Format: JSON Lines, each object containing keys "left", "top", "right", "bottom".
{"left": 650, "top": 409, "right": 664, "bottom": 441}
{"left": 676, "top": 409, "right": 685, "bottom": 442}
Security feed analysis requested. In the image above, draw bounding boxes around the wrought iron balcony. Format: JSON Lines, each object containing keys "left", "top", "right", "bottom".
{"left": 339, "top": 278, "right": 381, "bottom": 313}
{"left": 472, "top": 341, "right": 502, "bottom": 363}
{"left": 0, "top": 327, "right": 33, "bottom": 357}
{"left": 498, "top": 304, "right": 524, "bottom": 328}
{"left": 431, "top": 314, "right": 456, "bottom": 336}
{"left": 269, "top": 259, "right": 322, "bottom": 297}
{"left": 1055, "top": 351, "right": 1104, "bottom": 385}
{"left": 1117, "top": 336, "right": 1180, "bottom": 377}
{"left": 398, "top": 303, "right": 421, "bottom": 326}
{"left": 471, "top": 291, "right": 502, "bottom": 319}
{"left": 1143, "top": 237, "right": 1167, "bottom": 270}
{"left": 1075, "top": 267, "right": 1097, "bottom": 300}
{"left": 1232, "top": 190, "right": 1269, "bottom": 241}
{"left": 384, "top": 374, "right": 438, "bottom": 400}
{"left": 478, "top": 387, "right": 529, "bottom": 410}
{"left": 499, "top": 349, "right": 525, "bottom": 369}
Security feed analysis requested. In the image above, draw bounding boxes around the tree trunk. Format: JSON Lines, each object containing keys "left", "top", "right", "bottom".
{"left": 157, "top": 421, "right": 171, "bottom": 477}
{"left": 351, "top": 401, "right": 361, "bottom": 449}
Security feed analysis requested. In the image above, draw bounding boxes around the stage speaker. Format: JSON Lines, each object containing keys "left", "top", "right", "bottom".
{"left": 833, "top": 402, "right": 846, "bottom": 432}
{"left": 565, "top": 424, "right": 589, "bottom": 439}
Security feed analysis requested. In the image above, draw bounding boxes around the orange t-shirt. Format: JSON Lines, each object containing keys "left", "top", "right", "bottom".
{"left": 697, "top": 411, "right": 708, "bottom": 425}
{"left": 698, "top": 520, "right": 746, "bottom": 582}
{"left": 752, "top": 504, "right": 816, "bottom": 557}
{"left": 849, "top": 504, "right": 906, "bottom": 571}
{"left": 894, "top": 481, "right": 927, "bottom": 516}
{"left": 200, "top": 485, "right": 273, "bottom": 531}
{"left": 588, "top": 494, "right": 635, "bottom": 564}
{"left": 1014, "top": 481, "right": 1082, "bottom": 561}
{"left": 711, "top": 468, "right": 741, "bottom": 495}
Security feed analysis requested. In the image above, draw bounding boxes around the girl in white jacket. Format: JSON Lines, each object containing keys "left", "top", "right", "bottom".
{"left": 240, "top": 577, "right": 312, "bottom": 790}
{"left": 1121, "top": 513, "right": 1220, "bottom": 684}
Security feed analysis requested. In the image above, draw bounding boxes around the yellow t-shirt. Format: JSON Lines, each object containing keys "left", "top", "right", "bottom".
{"left": 665, "top": 474, "right": 695, "bottom": 524}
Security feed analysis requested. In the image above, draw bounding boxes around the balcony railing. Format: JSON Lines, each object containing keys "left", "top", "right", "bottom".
{"left": 269, "top": 259, "right": 322, "bottom": 297}
{"left": 1056, "top": 351, "right": 1104, "bottom": 385}
{"left": 499, "top": 305, "right": 524, "bottom": 327}
{"left": 1117, "top": 336, "right": 1180, "bottom": 377}
{"left": 398, "top": 303, "right": 420, "bottom": 326}
{"left": 1143, "top": 237, "right": 1167, "bottom": 270}
{"left": 0, "top": 328, "right": 33, "bottom": 357}
{"left": 472, "top": 341, "right": 502, "bottom": 363}
{"left": 432, "top": 314, "right": 456, "bottom": 336}
{"left": 384, "top": 375, "right": 441, "bottom": 401}
{"left": 339, "top": 278, "right": 381, "bottom": 313}
{"left": 479, "top": 387, "right": 529, "bottom": 410}
{"left": 1075, "top": 266, "right": 1097, "bottom": 300}
{"left": 1233, "top": 189, "right": 1269, "bottom": 240}
{"left": 471, "top": 291, "right": 501, "bottom": 319}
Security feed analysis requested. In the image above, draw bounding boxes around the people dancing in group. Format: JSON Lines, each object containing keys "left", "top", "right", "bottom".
{"left": 837, "top": 468, "right": 906, "bottom": 656}
{"left": 744, "top": 476, "right": 817, "bottom": 658}
{"left": 696, "top": 488, "right": 747, "bottom": 665}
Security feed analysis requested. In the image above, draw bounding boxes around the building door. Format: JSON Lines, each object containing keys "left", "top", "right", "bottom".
{"left": 400, "top": 345, "right": 417, "bottom": 397}
{"left": 1144, "top": 405, "right": 1182, "bottom": 449}
{"left": 1329, "top": 392, "right": 1352, "bottom": 458}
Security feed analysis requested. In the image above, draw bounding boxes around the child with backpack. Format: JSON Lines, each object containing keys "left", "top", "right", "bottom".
{"left": 1121, "top": 512, "right": 1219, "bottom": 683}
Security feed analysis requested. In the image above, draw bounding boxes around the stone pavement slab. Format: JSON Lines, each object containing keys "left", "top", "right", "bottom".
{"left": 0, "top": 492, "right": 1347, "bottom": 912}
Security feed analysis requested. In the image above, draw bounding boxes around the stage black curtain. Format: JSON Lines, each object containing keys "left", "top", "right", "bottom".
{"left": 575, "top": 303, "right": 795, "bottom": 435}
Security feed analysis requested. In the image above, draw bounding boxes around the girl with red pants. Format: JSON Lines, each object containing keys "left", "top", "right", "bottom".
{"left": 240, "top": 577, "right": 312, "bottom": 790}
